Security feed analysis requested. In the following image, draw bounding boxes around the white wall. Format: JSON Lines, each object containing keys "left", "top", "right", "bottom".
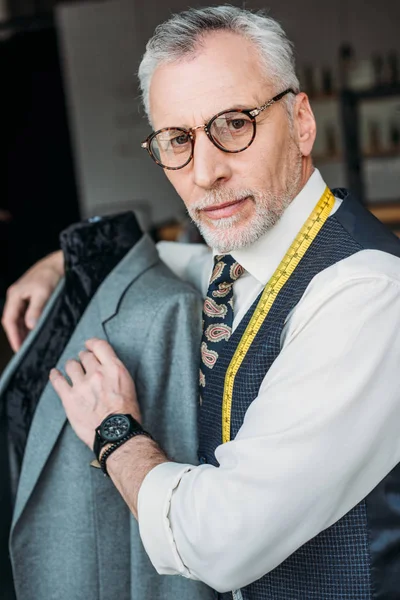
{"left": 56, "top": 0, "right": 185, "bottom": 229}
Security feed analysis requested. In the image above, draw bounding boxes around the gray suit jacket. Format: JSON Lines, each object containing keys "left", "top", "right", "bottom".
{"left": 1, "top": 235, "right": 214, "bottom": 600}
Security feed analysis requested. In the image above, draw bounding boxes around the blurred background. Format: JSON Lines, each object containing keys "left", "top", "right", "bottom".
{"left": 0, "top": 0, "right": 400, "bottom": 366}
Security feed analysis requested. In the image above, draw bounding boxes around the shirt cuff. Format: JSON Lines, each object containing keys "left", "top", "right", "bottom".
{"left": 138, "top": 461, "right": 197, "bottom": 578}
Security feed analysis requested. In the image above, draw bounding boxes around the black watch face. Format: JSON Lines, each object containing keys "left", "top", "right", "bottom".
{"left": 100, "top": 415, "right": 131, "bottom": 442}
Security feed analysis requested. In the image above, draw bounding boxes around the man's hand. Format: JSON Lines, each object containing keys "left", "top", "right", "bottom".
{"left": 2, "top": 250, "right": 64, "bottom": 352}
{"left": 50, "top": 337, "right": 167, "bottom": 519}
{"left": 49, "top": 338, "right": 142, "bottom": 450}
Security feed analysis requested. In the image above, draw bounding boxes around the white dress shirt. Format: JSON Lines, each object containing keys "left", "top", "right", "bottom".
{"left": 138, "top": 170, "right": 400, "bottom": 593}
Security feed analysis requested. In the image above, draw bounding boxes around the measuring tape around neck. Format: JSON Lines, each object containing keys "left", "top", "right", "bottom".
{"left": 221, "top": 186, "right": 336, "bottom": 443}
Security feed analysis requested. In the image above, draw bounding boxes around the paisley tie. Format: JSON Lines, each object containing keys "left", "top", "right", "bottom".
{"left": 199, "top": 254, "right": 244, "bottom": 396}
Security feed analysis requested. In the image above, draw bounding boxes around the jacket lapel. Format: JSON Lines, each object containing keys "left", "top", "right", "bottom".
{"left": 11, "top": 234, "right": 159, "bottom": 531}
{"left": 95, "top": 233, "right": 159, "bottom": 322}
{"left": 11, "top": 308, "right": 106, "bottom": 531}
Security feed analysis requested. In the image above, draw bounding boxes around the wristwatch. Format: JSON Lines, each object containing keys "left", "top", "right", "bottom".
{"left": 93, "top": 413, "right": 151, "bottom": 465}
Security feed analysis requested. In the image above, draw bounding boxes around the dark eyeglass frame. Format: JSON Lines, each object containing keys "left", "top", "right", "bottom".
{"left": 141, "top": 88, "right": 296, "bottom": 170}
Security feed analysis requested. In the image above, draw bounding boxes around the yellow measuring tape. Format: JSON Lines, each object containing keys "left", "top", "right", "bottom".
{"left": 221, "top": 186, "right": 336, "bottom": 443}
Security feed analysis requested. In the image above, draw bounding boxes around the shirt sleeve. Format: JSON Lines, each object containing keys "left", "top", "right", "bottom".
{"left": 138, "top": 251, "right": 400, "bottom": 593}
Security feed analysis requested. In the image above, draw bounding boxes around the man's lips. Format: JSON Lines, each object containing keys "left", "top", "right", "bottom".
{"left": 200, "top": 197, "right": 250, "bottom": 220}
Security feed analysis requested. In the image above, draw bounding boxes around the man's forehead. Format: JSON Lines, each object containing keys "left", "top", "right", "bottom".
{"left": 149, "top": 32, "right": 273, "bottom": 128}
{"left": 151, "top": 79, "right": 250, "bottom": 126}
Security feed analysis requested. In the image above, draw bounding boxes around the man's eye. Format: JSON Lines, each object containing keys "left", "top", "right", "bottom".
{"left": 171, "top": 134, "right": 190, "bottom": 147}
{"left": 228, "top": 118, "right": 246, "bottom": 131}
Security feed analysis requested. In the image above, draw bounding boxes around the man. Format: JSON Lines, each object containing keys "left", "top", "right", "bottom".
{"left": 3, "top": 6, "right": 400, "bottom": 600}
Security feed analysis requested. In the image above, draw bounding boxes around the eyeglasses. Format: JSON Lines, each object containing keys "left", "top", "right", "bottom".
{"left": 141, "top": 88, "right": 296, "bottom": 170}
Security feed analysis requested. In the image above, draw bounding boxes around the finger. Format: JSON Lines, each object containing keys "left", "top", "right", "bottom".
{"left": 79, "top": 350, "right": 100, "bottom": 374}
{"left": 64, "top": 359, "right": 85, "bottom": 383}
{"left": 85, "top": 338, "right": 119, "bottom": 365}
{"left": 25, "top": 292, "right": 50, "bottom": 330}
{"left": 4, "top": 315, "right": 28, "bottom": 353}
{"left": 49, "top": 368, "right": 72, "bottom": 402}
{"left": 1, "top": 292, "right": 29, "bottom": 352}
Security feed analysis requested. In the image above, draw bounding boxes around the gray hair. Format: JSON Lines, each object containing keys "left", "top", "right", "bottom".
{"left": 138, "top": 5, "right": 300, "bottom": 124}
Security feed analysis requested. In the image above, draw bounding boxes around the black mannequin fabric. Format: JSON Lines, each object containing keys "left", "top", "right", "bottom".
{"left": 0, "top": 409, "right": 15, "bottom": 600}
{"left": 5, "top": 211, "right": 143, "bottom": 468}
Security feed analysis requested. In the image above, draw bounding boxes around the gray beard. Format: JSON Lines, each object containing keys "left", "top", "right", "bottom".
{"left": 188, "top": 156, "right": 303, "bottom": 253}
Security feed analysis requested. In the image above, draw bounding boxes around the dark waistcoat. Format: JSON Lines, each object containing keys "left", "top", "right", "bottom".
{"left": 198, "top": 189, "right": 400, "bottom": 600}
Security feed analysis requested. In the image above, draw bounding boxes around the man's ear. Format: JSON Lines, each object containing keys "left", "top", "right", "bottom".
{"left": 293, "top": 93, "right": 317, "bottom": 157}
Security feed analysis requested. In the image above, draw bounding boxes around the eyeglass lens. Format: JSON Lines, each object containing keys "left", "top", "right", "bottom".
{"left": 150, "top": 111, "right": 255, "bottom": 169}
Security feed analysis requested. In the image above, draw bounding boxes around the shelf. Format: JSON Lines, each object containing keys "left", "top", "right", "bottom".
{"left": 313, "top": 153, "right": 343, "bottom": 164}
{"left": 363, "top": 149, "right": 400, "bottom": 159}
{"left": 367, "top": 201, "right": 400, "bottom": 223}
{"left": 342, "top": 84, "right": 400, "bottom": 101}
{"left": 308, "top": 93, "right": 338, "bottom": 102}
{"left": 340, "top": 83, "right": 400, "bottom": 203}
{"left": 367, "top": 201, "right": 400, "bottom": 238}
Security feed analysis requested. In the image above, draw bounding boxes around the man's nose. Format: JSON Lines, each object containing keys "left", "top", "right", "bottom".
{"left": 191, "top": 130, "right": 232, "bottom": 190}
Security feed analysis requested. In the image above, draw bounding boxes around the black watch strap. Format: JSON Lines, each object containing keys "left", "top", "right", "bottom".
{"left": 100, "top": 430, "right": 153, "bottom": 476}
{"left": 93, "top": 413, "right": 145, "bottom": 462}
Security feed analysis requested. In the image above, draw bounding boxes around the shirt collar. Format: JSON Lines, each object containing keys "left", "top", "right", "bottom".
{"left": 212, "top": 169, "right": 332, "bottom": 286}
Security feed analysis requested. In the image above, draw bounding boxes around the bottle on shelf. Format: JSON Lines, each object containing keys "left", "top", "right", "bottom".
{"left": 387, "top": 52, "right": 399, "bottom": 87}
{"left": 322, "top": 67, "right": 334, "bottom": 96}
{"left": 372, "top": 54, "right": 384, "bottom": 87}
{"left": 368, "top": 120, "right": 382, "bottom": 155}
{"left": 325, "top": 123, "right": 338, "bottom": 157}
{"left": 338, "top": 43, "right": 355, "bottom": 89}
{"left": 389, "top": 121, "right": 400, "bottom": 151}
{"left": 303, "top": 65, "right": 316, "bottom": 97}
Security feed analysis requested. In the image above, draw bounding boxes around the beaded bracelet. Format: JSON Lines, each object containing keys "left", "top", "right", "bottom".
{"left": 99, "top": 430, "right": 153, "bottom": 476}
